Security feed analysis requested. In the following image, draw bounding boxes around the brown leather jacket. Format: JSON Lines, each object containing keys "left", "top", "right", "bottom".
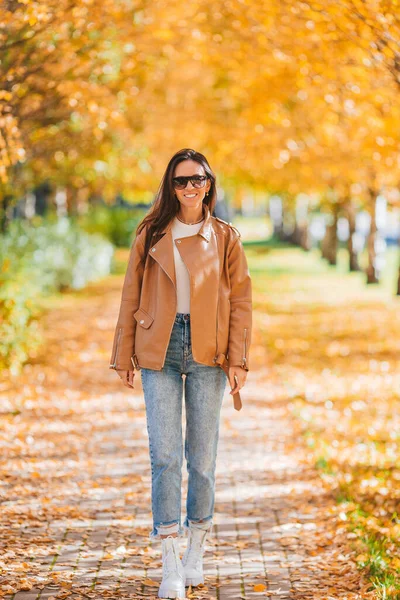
{"left": 109, "top": 203, "right": 252, "bottom": 410}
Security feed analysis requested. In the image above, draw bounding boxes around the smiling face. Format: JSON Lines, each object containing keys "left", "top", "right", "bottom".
{"left": 173, "top": 159, "right": 212, "bottom": 209}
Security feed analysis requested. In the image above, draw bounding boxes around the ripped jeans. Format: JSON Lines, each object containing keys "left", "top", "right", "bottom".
{"left": 141, "top": 313, "right": 227, "bottom": 541}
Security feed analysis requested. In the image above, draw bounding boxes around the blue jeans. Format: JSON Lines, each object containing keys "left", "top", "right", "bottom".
{"left": 141, "top": 312, "right": 227, "bottom": 541}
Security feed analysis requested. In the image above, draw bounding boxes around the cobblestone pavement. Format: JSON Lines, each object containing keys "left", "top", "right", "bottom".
{"left": 0, "top": 278, "right": 363, "bottom": 599}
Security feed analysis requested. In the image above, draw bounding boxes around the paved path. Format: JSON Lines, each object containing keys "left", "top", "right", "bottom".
{"left": 0, "top": 277, "right": 363, "bottom": 599}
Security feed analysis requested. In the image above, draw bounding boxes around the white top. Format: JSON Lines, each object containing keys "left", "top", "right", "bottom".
{"left": 171, "top": 216, "right": 204, "bottom": 313}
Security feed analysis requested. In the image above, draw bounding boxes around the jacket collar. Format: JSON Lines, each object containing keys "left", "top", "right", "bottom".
{"left": 149, "top": 202, "right": 213, "bottom": 289}
{"left": 159, "top": 202, "right": 212, "bottom": 242}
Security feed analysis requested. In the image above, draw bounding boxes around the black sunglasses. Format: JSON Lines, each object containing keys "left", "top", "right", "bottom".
{"left": 172, "top": 175, "right": 208, "bottom": 190}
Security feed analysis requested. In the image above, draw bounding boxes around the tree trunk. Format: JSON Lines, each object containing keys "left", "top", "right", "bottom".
{"left": 299, "top": 223, "right": 311, "bottom": 251}
{"left": 66, "top": 185, "right": 78, "bottom": 216}
{"left": 345, "top": 200, "right": 360, "bottom": 271}
{"left": 397, "top": 259, "right": 400, "bottom": 295}
{"left": 321, "top": 207, "right": 338, "bottom": 265}
{"left": 34, "top": 181, "right": 52, "bottom": 216}
{"left": 277, "top": 198, "right": 295, "bottom": 243}
{"left": 291, "top": 223, "right": 301, "bottom": 245}
{"left": 365, "top": 189, "right": 379, "bottom": 284}
{"left": 295, "top": 194, "right": 310, "bottom": 250}
{"left": 0, "top": 194, "right": 13, "bottom": 233}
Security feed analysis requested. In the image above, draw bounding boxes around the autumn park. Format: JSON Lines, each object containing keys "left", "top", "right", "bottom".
{"left": 1, "top": 1, "right": 400, "bottom": 599}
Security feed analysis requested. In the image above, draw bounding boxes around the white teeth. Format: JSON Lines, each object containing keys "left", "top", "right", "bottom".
{"left": 184, "top": 194, "right": 196, "bottom": 197}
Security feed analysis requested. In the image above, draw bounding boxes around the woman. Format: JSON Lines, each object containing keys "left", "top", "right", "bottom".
{"left": 109, "top": 148, "right": 252, "bottom": 599}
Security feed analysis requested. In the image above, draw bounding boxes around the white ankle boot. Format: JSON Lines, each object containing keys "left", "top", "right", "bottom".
{"left": 158, "top": 535, "right": 186, "bottom": 599}
{"left": 182, "top": 523, "right": 211, "bottom": 586}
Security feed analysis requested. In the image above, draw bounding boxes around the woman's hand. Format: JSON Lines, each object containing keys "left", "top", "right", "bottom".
{"left": 228, "top": 366, "right": 247, "bottom": 396}
{"left": 116, "top": 369, "right": 135, "bottom": 388}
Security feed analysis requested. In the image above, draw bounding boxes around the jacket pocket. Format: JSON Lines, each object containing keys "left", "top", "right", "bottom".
{"left": 133, "top": 307, "right": 154, "bottom": 329}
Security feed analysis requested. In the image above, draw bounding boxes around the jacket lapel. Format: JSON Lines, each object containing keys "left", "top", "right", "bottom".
{"left": 149, "top": 229, "right": 176, "bottom": 289}
{"left": 148, "top": 203, "right": 213, "bottom": 288}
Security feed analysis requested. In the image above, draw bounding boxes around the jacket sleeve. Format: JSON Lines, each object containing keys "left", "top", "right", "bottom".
{"left": 109, "top": 232, "right": 145, "bottom": 370}
{"left": 227, "top": 232, "right": 252, "bottom": 370}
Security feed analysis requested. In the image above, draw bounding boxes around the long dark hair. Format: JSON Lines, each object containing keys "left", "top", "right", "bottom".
{"left": 136, "top": 148, "right": 217, "bottom": 269}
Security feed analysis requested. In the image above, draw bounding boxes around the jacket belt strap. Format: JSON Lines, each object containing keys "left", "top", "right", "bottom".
{"left": 214, "top": 353, "right": 242, "bottom": 411}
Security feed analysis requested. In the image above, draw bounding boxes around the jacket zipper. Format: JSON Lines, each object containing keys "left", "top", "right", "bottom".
{"left": 110, "top": 327, "right": 122, "bottom": 368}
{"left": 161, "top": 301, "right": 177, "bottom": 369}
{"left": 214, "top": 286, "right": 220, "bottom": 364}
{"left": 151, "top": 233, "right": 178, "bottom": 370}
{"left": 160, "top": 275, "right": 176, "bottom": 369}
{"left": 242, "top": 328, "right": 248, "bottom": 369}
